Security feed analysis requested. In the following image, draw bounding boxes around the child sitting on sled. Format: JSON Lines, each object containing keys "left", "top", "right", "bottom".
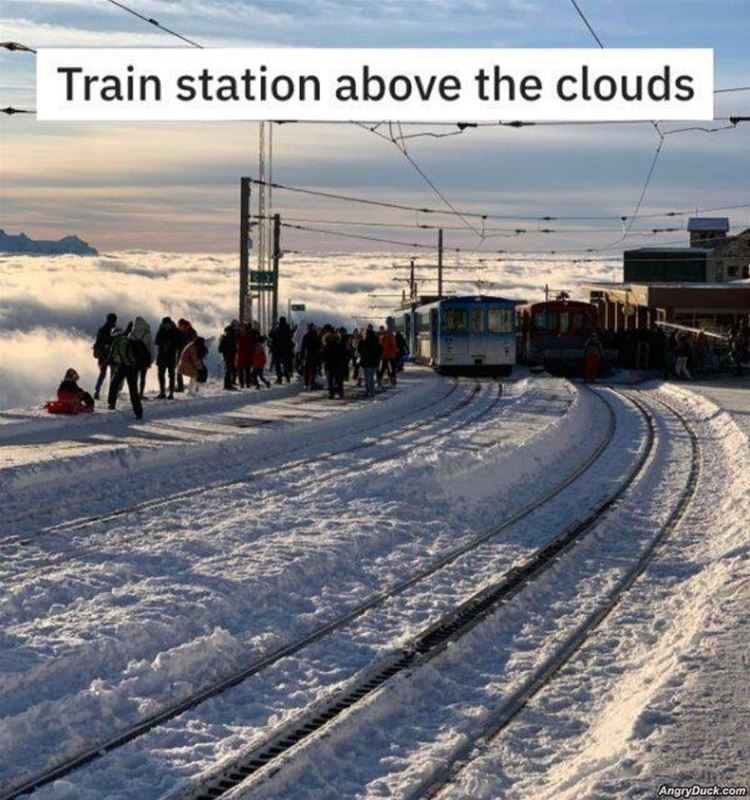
{"left": 46, "top": 368, "right": 95, "bottom": 414}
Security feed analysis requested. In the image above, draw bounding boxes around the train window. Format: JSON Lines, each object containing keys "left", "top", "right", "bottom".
{"left": 559, "top": 312, "right": 569, "bottom": 333}
{"left": 533, "top": 311, "right": 558, "bottom": 331}
{"left": 488, "top": 308, "right": 512, "bottom": 332}
{"left": 444, "top": 309, "right": 468, "bottom": 332}
{"left": 470, "top": 309, "right": 484, "bottom": 332}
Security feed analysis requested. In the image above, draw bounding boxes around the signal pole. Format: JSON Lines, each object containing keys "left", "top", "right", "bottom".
{"left": 239, "top": 176, "right": 251, "bottom": 323}
{"left": 272, "top": 213, "right": 281, "bottom": 325}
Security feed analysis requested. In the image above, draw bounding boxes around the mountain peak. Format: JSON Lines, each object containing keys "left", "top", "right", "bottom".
{"left": 0, "top": 229, "right": 98, "bottom": 256}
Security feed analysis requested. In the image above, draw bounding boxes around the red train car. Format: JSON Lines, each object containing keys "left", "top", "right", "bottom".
{"left": 518, "top": 300, "right": 612, "bottom": 375}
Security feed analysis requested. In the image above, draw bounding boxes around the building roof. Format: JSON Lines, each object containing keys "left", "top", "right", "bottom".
{"left": 688, "top": 217, "right": 730, "bottom": 232}
{"left": 624, "top": 246, "right": 711, "bottom": 254}
{"left": 585, "top": 281, "right": 750, "bottom": 291}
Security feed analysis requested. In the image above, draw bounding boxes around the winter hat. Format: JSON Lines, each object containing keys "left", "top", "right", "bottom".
{"left": 64, "top": 368, "right": 80, "bottom": 382}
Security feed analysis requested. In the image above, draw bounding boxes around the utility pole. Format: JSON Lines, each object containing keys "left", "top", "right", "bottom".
{"left": 272, "top": 213, "right": 281, "bottom": 326}
{"left": 409, "top": 258, "right": 416, "bottom": 303}
{"left": 437, "top": 228, "right": 444, "bottom": 299}
{"left": 239, "top": 176, "right": 251, "bottom": 323}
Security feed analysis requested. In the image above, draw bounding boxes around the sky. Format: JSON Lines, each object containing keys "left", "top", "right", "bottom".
{"left": 1, "top": 0, "right": 749, "bottom": 254}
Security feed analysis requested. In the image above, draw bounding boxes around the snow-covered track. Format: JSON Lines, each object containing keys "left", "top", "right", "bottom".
{"left": 403, "top": 389, "right": 702, "bottom": 800}
{"left": 0, "top": 382, "right": 606, "bottom": 800}
{"left": 4, "top": 379, "right": 476, "bottom": 548}
{"left": 134, "top": 390, "right": 655, "bottom": 800}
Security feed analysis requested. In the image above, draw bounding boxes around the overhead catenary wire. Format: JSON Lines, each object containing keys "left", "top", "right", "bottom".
{"left": 253, "top": 180, "right": 750, "bottom": 223}
{"left": 281, "top": 221, "right": 747, "bottom": 262}
{"left": 355, "top": 121, "right": 486, "bottom": 238}
{"left": 252, "top": 214, "right": 695, "bottom": 236}
{"left": 568, "top": 0, "right": 605, "bottom": 48}
{"left": 103, "top": 0, "right": 203, "bottom": 48}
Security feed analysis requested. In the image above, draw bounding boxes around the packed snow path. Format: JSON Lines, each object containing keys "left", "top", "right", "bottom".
{"left": 1, "top": 373, "right": 748, "bottom": 799}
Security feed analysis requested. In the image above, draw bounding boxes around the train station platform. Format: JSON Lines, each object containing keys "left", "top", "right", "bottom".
{"left": 630, "top": 375, "right": 750, "bottom": 791}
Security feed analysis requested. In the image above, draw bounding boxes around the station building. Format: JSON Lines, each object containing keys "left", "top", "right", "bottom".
{"left": 585, "top": 281, "right": 750, "bottom": 333}
{"left": 587, "top": 218, "right": 750, "bottom": 334}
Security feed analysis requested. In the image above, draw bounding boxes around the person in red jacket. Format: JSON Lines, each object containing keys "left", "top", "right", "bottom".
{"left": 57, "top": 368, "right": 95, "bottom": 411}
{"left": 234, "top": 323, "right": 257, "bottom": 388}
{"left": 251, "top": 336, "right": 272, "bottom": 389}
{"left": 378, "top": 326, "right": 399, "bottom": 386}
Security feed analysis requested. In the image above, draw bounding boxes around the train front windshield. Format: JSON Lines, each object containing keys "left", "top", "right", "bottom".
{"left": 442, "top": 306, "right": 515, "bottom": 334}
{"left": 443, "top": 309, "right": 469, "bottom": 332}
{"left": 488, "top": 308, "right": 514, "bottom": 332}
{"left": 533, "top": 309, "right": 592, "bottom": 334}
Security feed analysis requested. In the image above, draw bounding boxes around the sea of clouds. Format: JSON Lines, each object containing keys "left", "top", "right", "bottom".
{"left": 0, "top": 250, "right": 617, "bottom": 410}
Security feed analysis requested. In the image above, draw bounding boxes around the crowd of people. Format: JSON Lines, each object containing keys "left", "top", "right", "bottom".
{"left": 49, "top": 313, "right": 410, "bottom": 418}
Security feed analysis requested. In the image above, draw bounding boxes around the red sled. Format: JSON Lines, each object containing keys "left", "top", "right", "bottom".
{"left": 45, "top": 400, "right": 95, "bottom": 415}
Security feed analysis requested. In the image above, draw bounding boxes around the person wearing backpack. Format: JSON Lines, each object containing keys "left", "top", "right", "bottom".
{"left": 130, "top": 316, "right": 154, "bottom": 399}
{"left": 106, "top": 326, "right": 143, "bottom": 419}
{"left": 93, "top": 312, "right": 117, "bottom": 400}
{"left": 175, "top": 319, "right": 197, "bottom": 392}
{"left": 178, "top": 335, "right": 207, "bottom": 396}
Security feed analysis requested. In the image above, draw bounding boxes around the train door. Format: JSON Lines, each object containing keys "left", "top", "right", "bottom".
{"left": 430, "top": 309, "right": 439, "bottom": 363}
{"left": 469, "top": 306, "right": 485, "bottom": 365}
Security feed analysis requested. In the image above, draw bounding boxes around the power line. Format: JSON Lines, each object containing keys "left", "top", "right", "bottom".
{"left": 568, "top": 0, "right": 605, "bottom": 48}
{"left": 281, "top": 222, "right": 435, "bottom": 250}
{"left": 252, "top": 180, "right": 750, "bottom": 223}
{"left": 281, "top": 221, "right": 748, "bottom": 262}
{"left": 253, "top": 214, "right": 697, "bottom": 236}
{"left": 355, "top": 121, "right": 485, "bottom": 238}
{"left": 103, "top": 0, "right": 203, "bottom": 48}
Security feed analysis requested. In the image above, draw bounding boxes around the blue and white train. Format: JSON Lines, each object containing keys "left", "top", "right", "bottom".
{"left": 391, "top": 295, "right": 519, "bottom": 376}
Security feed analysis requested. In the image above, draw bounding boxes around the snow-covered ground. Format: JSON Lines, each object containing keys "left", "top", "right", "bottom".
{"left": 1, "top": 371, "right": 748, "bottom": 800}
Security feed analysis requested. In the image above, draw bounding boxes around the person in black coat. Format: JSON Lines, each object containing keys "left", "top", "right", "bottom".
{"left": 322, "top": 328, "right": 348, "bottom": 399}
{"left": 219, "top": 321, "right": 239, "bottom": 390}
{"left": 300, "top": 323, "right": 322, "bottom": 390}
{"left": 93, "top": 312, "right": 117, "bottom": 400}
{"left": 270, "top": 316, "right": 295, "bottom": 384}
{"left": 358, "top": 325, "right": 382, "bottom": 398}
{"left": 154, "top": 317, "right": 182, "bottom": 399}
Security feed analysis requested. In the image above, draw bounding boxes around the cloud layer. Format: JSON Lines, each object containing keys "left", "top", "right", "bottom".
{"left": 0, "top": 249, "right": 619, "bottom": 410}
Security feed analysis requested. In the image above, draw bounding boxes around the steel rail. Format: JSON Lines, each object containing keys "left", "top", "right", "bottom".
{"left": 412, "top": 388, "right": 702, "bottom": 800}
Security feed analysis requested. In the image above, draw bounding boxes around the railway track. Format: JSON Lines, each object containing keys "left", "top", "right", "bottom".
{"left": 0, "top": 381, "right": 608, "bottom": 800}
{"left": 0, "top": 382, "right": 503, "bottom": 578}
{"left": 2, "top": 378, "right": 468, "bottom": 547}
{"left": 408, "top": 388, "right": 702, "bottom": 800}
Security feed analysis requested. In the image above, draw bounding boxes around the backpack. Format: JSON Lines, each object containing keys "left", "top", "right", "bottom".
{"left": 128, "top": 338, "right": 151, "bottom": 368}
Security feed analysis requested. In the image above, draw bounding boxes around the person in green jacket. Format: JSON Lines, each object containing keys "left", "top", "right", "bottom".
{"left": 107, "top": 325, "right": 144, "bottom": 419}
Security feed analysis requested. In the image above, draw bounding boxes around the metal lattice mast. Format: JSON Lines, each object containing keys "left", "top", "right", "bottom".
{"left": 256, "top": 122, "right": 267, "bottom": 330}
